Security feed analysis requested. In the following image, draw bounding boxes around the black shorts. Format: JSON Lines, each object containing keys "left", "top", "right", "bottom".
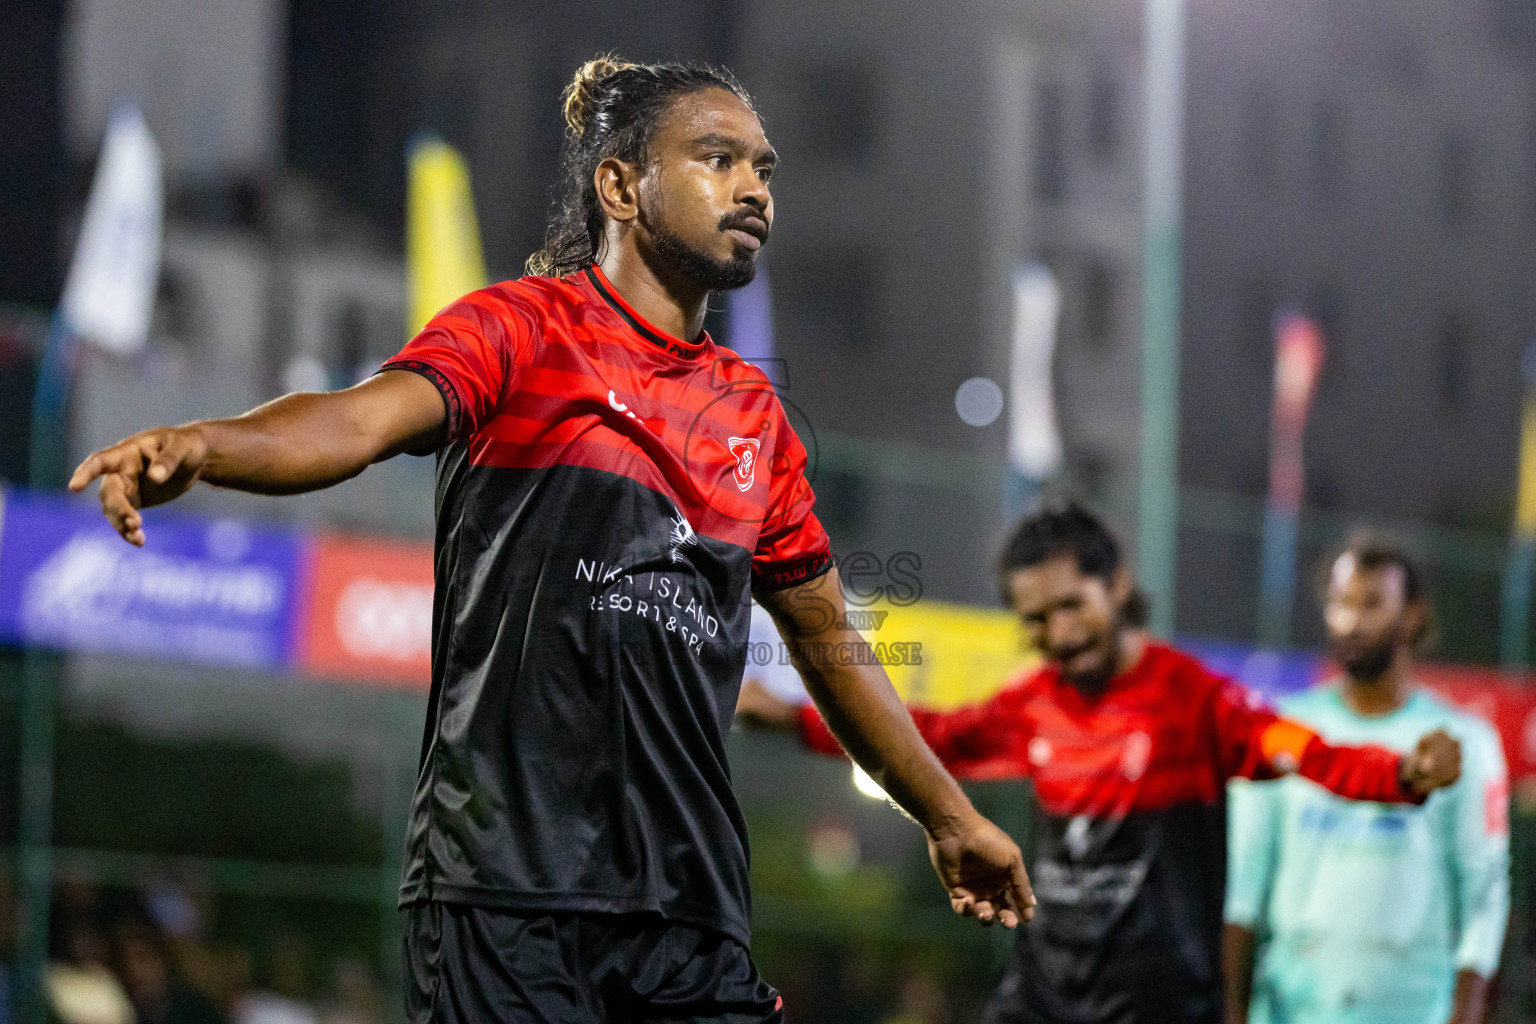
{"left": 977, "top": 943, "right": 1222, "bottom": 1024}
{"left": 402, "top": 903, "right": 784, "bottom": 1024}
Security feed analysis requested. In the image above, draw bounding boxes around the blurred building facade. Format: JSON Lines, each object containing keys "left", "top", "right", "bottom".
{"left": 1178, "top": 0, "right": 1536, "bottom": 643}
{"left": 733, "top": 0, "right": 1147, "bottom": 604}
{"left": 13, "top": 0, "right": 1536, "bottom": 619}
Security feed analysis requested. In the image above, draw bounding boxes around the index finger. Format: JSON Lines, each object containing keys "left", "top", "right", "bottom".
{"left": 69, "top": 451, "right": 108, "bottom": 492}
{"left": 69, "top": 441, "right": 140, "bottom": 493}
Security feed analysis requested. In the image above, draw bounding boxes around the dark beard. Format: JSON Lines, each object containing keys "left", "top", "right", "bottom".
{"left": 1335, "top": 636, "right": 1396, "bottom": 681}
{"left": 1058, "top": 631, "right": 1121, "bottom": 694}
{"left": 648, "top": 220, "right": 758, "bottom": 291}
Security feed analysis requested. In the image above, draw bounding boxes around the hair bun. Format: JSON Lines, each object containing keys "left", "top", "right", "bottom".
{"left": 563, "top": 55, "right": 634, "bottom": 134}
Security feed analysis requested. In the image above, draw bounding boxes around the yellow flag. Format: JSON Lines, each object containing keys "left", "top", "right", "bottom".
{"left": 406, "top": 137, "right": 487, "bottom": 338}
{"left": 1517, "top": 394, "right": 1536, "bottom": 535}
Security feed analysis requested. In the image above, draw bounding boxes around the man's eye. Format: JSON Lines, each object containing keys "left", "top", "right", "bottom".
{"left": 707, "top": 154, "right": 730, "bottom": 169}
{"left": 756, "top": 167, "right": 773, "bottom": 183}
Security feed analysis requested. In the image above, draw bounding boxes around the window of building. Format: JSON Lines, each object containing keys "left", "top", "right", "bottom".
{"left": 1528, "top": 109, "right": 1536, "bottom": 228}
{"left": 1237, "top": 274, "right": 1276, "bottom": 376}
{"left": 776, "top": 246, "right": 877, "bottom": 351}
{"left": 1438, "top": 132, "right": 1471, "bottom": 228}
{"left": 1437, "top": 313, "right": 1471, "bottom": 413}
{"left": 789, "top": 61, "right": 878, "bottom": 164}
{"left": 1035, "top": 81, "right": 1067, "bottom": 204}
{"left": 153, "top": 267, "right": 202, "bottom": 353}
{"left": 1242, "top": 89, "right": 1279, "bottom": 191}
{"left": 1381, "top": 42, "right": 1428, "bottom": 94}
{"left": 1308, "top": 281, "right": 1345, "bottom": 388}
{"left": 1081, "top": 258, "right": 1118, "bottom": 350}
{"left": 1311, "top": 101, "right": 1344, "bottom": 200}
{"left": 1087, "top": 77, "right": 1119, "bottom": 164}
{"left": 811, "top": 468, "right": 868, "bottom": 537}
{"left": 332, "top": 300, "right": 373, "bottom": 383}
{"left": 1306, "top": 469, "right": 1342, "bottom": 510}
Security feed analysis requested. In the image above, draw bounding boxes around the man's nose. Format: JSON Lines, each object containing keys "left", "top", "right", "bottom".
{"left": 1326, "top": 607, "right": 1358, "bottom": 635}
{"left": 1046, "top": 615, "right": 1083, "bottom": 649}
{"left": 735, "top": 172, "right": 769, "bottom": 211}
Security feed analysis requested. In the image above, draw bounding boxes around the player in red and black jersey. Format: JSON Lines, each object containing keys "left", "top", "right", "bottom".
{"left": 70, "top": 57, "right": 1034, "bottom": 1023}
{"left": 739, "top": 499, "right": 1463, "bottom": 1024}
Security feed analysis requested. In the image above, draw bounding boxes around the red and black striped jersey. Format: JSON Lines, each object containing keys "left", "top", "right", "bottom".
{"left": 384, "top": 265, "right": 831, "bottom": 944}
{"left": 801, "top": 643, "right": 1415, "bottom": 1023}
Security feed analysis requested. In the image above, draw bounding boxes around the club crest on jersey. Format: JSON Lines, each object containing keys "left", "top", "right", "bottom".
{"left": 727, "top": 437, "right": 761, "bottom": 492}
{"left": 669, "top": 508, "right": 698, "bottom": 562}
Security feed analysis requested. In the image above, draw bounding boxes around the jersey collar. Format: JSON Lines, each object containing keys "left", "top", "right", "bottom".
{"left": 582, "top": 265, "right": 711, "bottom": 360}
{"left": 1324, "top": 681, "right": 1425, "bottom": 721}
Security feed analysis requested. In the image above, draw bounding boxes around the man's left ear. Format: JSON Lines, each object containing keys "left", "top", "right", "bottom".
{"left": 1110, "top": 567, "right": 1133, "bottom": 605}
{"left": 1403, "top": 599, "right": 1429, "bottom": 648}
{"left": 594, "top": 157, "right": 642, "bottom": 224}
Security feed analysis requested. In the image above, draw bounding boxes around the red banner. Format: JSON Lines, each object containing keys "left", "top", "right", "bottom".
{"left": 297, "top": 534, "right": 434, "bottom": 687}
{"left": 1417, "top": 664, "right": 1536, "bottom": 787}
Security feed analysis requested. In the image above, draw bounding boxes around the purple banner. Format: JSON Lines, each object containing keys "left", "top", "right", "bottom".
{"left": 1178, "top": 636, "right": 1327, "bottom": 702}
{"left": 0, "top": 488, "right": 306, "bottom": 671}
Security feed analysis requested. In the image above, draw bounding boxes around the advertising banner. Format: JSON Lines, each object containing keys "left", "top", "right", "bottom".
{"left": 297, "top": 533, "right": 434, "bottom": 687}
{"left": 864, "top": 597, "right": 1038, "bottom": 710}
{"left": 3, "top": 486, "right": 1533, "bottom": 782}
{"left": 1179, "top": 638, "right": 1327, "bottom": 702}
{"left": 0, "top": 489, "right": 303, "bottom": 670}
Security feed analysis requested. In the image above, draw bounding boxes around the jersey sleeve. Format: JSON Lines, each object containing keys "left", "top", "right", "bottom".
{"left": 381, "top": 286, "right": 536, "bottom": 442}
{"left": 1224, "top": 777, "right": 1282, "bottom": 929}
{"left": 752, "top": 404, "right": 833, "bottom": 592}
{"left": 1212, "top": 679, "right": 1417, "bottom": 803}
{"left": 798, "top": 685, "right": 1034, "bottom": 782}
{"left": 1450, "top": 720, "right": 1511, "bottom": 976}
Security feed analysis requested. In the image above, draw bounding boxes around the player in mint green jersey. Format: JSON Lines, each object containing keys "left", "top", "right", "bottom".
{"left": 1223, "top": 536, "right": 1510, "bottom": 1024}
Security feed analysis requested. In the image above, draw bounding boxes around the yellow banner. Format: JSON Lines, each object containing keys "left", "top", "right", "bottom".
{"left": 857, "top": 598, "right": 1038, "bottom": 709}
{"left": 406, "top": 137, "right": 487, "bottom": 338}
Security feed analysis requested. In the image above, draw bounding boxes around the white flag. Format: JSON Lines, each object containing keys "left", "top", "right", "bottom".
{"left": 1008, "top": 263, "right": 1063, "bottom": 478}
{"left": 61, "top": 106, "right": 163, "bottom": 356}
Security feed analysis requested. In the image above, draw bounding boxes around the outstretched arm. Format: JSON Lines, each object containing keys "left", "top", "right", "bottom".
{"left": 757, "top": 568, "right": 1035, "bottom": 928}
{"left": 738, "top": 678, "right": 1032, "bottom": 782}
{"left": 1214, "top": 682, "right": 1461, "bottom": 800}
{"left": 69, "top": 370, "right": 447, "bottom": 545}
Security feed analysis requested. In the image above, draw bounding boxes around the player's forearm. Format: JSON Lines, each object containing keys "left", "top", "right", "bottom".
{"left": 795, "top": 653, "right": 974, "bottom": 834}
{"left": 761, "top": 569, "right": 978, "bottom": 835}
{"left": 1448, "top": 969, "right": 1492, "bottom": 1024}
{"left": 190, "top": 392, "right": 386, "bottom": 494}
{"left": 1295, "top": 738, "right": 1420, "bottom": 803}
{"left": 1221, "top": 923, "right": 1258, "bottom": 1024}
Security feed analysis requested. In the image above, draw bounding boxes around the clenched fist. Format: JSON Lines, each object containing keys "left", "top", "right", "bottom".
{"left": 1399, "top": 729, "right": 1461, "bottom": 796}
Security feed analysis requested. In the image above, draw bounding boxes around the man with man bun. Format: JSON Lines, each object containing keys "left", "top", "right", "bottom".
{"left": 69, "top": 57, "right": 1033, "bottom": 1023}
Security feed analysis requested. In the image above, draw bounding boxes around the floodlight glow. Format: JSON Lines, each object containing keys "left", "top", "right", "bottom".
{"left": 955, "top": 376, "right": 1004, "bottom": 427}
